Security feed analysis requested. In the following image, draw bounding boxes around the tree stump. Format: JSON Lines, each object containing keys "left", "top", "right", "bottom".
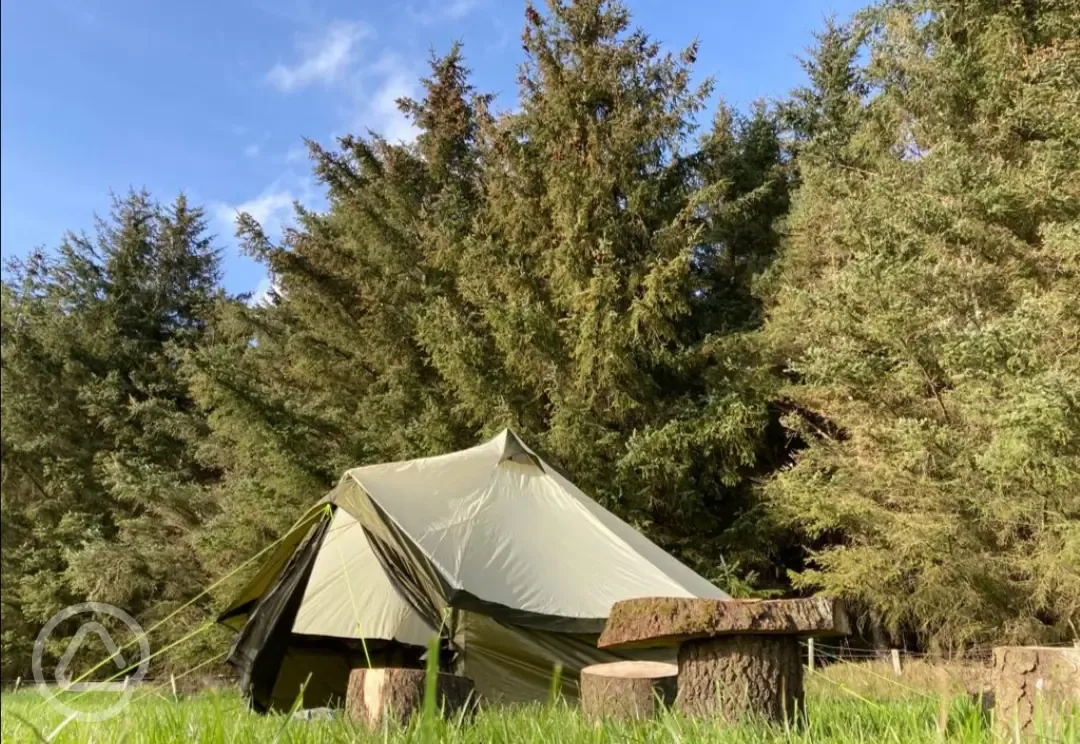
{"left": 992, "top": 646, "right": 1079, "bottom": 740}
{"left": 579, "top": 660, "right": 677, "bottom": 721}
{"left": 597, "top": 597, "right": 849, "bottom": 724}
{"left": 677, "top": 635, "right": 802, "bottom": 722}
{"left": 345, "top": 668, "right": 476, "bottom": 730}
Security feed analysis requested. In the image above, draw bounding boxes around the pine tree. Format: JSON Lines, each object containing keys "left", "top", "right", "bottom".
{"left": 1, "top": 192, "right": 223, "bottom": 676}
{"left": 693, "top": 102, "right": 791, "bottom": 335}
{"left": 454, "top": 0, "right": 785, "bottom": 581}
{"left": 764, "top": 0, "right": 1080, "bottom": 648}
{"left": 779, "top": 15, "right": 868, "bottom": 157}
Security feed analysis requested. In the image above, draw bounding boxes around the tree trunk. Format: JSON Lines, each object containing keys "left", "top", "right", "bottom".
{"left": 579, "top": 661, "right": 677, "bottom": 721}
{"left": 992, "top": 647, "right": 1079, "bottom": 741}
{"left": 676, "top": 635, "right": 803, "bottom": 723}
{"left": 345, "top": 668, "right": 476, "bottom": 730}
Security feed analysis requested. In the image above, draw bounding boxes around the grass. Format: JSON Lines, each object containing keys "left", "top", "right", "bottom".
{"left": 2, "top": 662, "right": 1076, "bottom": 743}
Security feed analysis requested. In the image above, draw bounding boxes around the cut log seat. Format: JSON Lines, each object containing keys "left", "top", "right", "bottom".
{"left": 345, "top": 667, "right": 476, "bottom": 730}
{"left": 597, "top": 597, "right": 850, "bottom": 724}
{"left": 579, "top": 660, "right": 678, "bottom": 721}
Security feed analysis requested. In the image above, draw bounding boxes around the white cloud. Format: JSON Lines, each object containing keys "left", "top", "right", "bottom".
{"left": 249, "top": 274, "right": 282, "bottom": 307}
{"left": 214, "top": 188, "right": 296, "bottom": 241}
{"left": 212, "top": 169, "right": 326, "bottom": 245}
{"left": 237, "top": 190, "right": 295, "bottom": 228}
{"left": 357, "top": 55, "right": 420, "bottom": 144}
{"left": 442, "top": 0, "right": 482, "bottom": 20}
{"left": 244, "top": 143, "right": 261, "bottom": 158}
{"left": 411, "top": 0, "right": 483, "bottom": 25}
{"left": 262, "top": 20, "right": 422, "bottom": 144}
{"left": 266, "top": 20, "right": 371, "bottom": 92}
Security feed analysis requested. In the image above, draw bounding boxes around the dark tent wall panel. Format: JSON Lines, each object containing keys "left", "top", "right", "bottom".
{"left": 455, "top": 613, "right": 676, "bottom": 703}
{"left": 218, "top": 504, "right": 330, "bottom": 631}
{"left": 225, "top": 515, "right": 330, "bottom": 712}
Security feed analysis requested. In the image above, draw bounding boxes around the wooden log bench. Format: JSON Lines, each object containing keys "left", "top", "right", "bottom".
{"left": 579, "top": 660, "right": 677, "bottom": 721}
{"left": 992, "top": 646, "right": 1079, "bottom": 741}
{"left": 597, "top": 597, "right": 850, "bottom": 724}
{"left": 345, "top": 667, "right": 476, "bottom": 730}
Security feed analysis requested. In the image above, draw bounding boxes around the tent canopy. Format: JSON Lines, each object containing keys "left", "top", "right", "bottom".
{"left": 335, "top": 429, "right": 724, "bottom": 620}
{"left": 220, "top": 429, "right": 727, "bottom": 709}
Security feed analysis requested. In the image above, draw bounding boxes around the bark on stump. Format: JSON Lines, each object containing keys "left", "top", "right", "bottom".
{"left": 579, "top": 661, "right": 678, "bottom": 721}
{"left": 676, "top": 635, "right": 803, "bottom": 722}
{"left": 345, "top": 668, "right": 476, "bottom": 730}
{"left": 597, "top": 597, "right": 849, "bottom": 724}
{"left": 991, "top": 646, "right": 1079, "bottom": 741}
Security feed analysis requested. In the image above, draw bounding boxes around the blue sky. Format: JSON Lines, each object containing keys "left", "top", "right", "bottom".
{"left": 1, "top": 0, "right": 862, "bottom": 298}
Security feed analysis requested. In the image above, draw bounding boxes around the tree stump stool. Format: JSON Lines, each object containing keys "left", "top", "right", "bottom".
{"left": 992, "top": 646, "right": 1079, "bottom": 740}
{"left": 580, "top": 660, "right": 678, "bottom": 721}
{"left": 345, "top": 667, "right": 476, "bottom": 730}
{"left": 597, "top": 597, "right": 849, "bottom": 724}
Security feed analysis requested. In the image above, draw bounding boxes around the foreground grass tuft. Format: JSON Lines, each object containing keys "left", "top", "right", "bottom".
{"left": 2, "top": 666, "right": 1076, "bottom": 743}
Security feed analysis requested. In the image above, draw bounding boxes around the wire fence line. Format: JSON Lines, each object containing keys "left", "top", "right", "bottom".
{"left": 800, "top": 638, "right": 1078, "bottom": 663}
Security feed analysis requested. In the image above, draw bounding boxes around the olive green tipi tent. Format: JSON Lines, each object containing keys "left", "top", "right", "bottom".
{"left": 218, "top": 429, "right": 727, "bottom": 711}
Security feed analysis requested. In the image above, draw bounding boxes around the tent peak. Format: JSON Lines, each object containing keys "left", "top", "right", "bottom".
{"left": 494, "top": 428, "right": 542, "bottom": 469}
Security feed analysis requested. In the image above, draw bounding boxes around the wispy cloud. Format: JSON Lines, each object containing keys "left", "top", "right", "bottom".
{"left": 356, "top": 55, "right": 420, "bottom": 144}
{"left": 210, "top": 172, "right": 325, "bottom": 305}
{"left": 284, "top": 143, "right": 309, "bottom": 163}
{"left": 441, "top": 0, "right": 482, "bottom": 20}
{"left": 266, "top": 20, "right": 371, "bottom": 92}
{"left": 249, "top": 274, "right": 282, "bottom": 306}
{"left": 212, "top": 168, "right": 326, "bottom": 242}
{"left": 214, "top": 187, "right": 296, "bottom": 241}
{"left": 488, "top": 16, "right": 513, "bottom": 52}
{"left": 244, "top": 143, "right": 261, "bottom": 158}
{"left": 410, "top": 0, "right": 484, "bottom": 25}
{"left": 263, "top": 19, "right": 423, "bottom": 147}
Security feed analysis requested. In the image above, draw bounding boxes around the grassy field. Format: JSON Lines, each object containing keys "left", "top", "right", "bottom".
{"left": 1, "top": 661, "right": 1075, "bottom": 743}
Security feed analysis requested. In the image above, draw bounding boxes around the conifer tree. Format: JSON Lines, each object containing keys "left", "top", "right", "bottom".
{"left": 780, "top": 15, "right": 868, "bottom": 158}
{"left": 764, "top": 0, "right": 1080, "bottom": 647}
{"left": 1, "top": 192, "right": 222, "bottom": 676}
{"left": 455, "top": 0, "right": 786, "bottom": 579}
